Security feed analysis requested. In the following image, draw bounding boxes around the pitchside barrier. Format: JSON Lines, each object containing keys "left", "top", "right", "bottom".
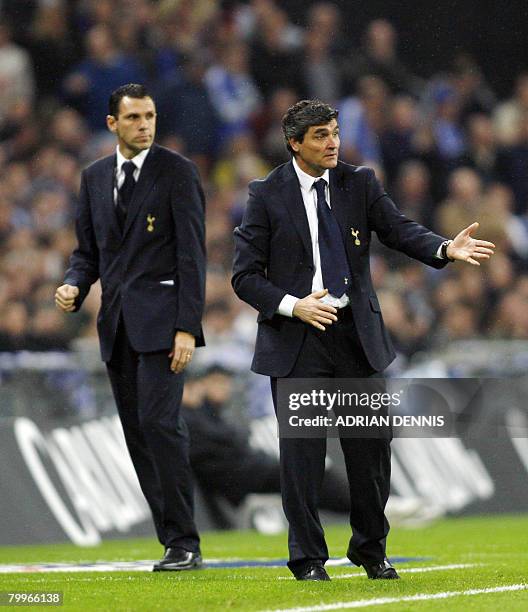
{"left": 1, "top": 343, "right": 528, "bottom": 547}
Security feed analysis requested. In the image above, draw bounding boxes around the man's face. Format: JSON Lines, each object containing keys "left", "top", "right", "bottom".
{"left": 289, "top": 118, "right": 339, "bottom": 176}
{"left": 106, "top": 96, "right": 156, "bottom": 158}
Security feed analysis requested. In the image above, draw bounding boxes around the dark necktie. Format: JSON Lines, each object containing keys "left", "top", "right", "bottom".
{"left": 117, "top": 160, "right": 136, "bottom": 230}
{"left": 313, "top": 178, "right": 351, "bottom": 296}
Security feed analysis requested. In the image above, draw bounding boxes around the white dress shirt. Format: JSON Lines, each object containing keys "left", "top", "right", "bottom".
{"left": 113, "top": 146, "right": 150, "bottom": 204}
{"left": 277, "top": 157, "right": 350, "bottom": 317}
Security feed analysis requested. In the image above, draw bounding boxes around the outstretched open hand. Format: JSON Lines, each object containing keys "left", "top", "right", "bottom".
{"left": 446, "top": 222, "right": 495, "bottom": 266}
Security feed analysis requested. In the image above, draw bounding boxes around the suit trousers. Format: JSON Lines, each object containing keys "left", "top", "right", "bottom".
{"left": 270, "top": 306, "right": 391, "bottom": 576}
{"left": 106, "top": 317, "right": 200, "bottom": 552}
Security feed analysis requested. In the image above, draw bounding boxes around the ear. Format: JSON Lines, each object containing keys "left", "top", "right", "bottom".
{"left": 106, "top": 114, "right": 117, "bottom": 134}
{"left": 288, "top": 137, "right": 300, "bottom": 153}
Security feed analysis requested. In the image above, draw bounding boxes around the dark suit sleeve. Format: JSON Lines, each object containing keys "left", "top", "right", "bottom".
{"left": 366, "top": 168, "right": 448, "bottom": 269}
{"left": 171, "top": 161, "right": 206, "bottom": 339}
{"left": 64, "top": 170, "right": 100, "bottom": 310}
{"left": 232, "top": 182, "right": 288, "bottom": 320}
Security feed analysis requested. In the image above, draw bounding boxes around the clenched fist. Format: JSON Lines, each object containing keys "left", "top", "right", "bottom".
{"left": 55, "top": 284, "right": 79, "bottom": 313}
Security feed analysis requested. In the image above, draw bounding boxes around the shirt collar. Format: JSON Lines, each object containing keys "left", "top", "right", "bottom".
{"left": 116, "top": 146, "right": 150, "bottom": 173}
{"left": 292, "top": 156, "right": 330, "bottom": 192}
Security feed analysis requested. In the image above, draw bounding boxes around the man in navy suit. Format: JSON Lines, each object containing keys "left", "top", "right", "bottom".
{"left": 232, "top": 100, "right": 494, "bottom": 581}
{"left": 55, "top": 83, "right": 206, "bottom": 571}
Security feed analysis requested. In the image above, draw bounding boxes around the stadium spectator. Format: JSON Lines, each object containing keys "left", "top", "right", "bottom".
{"left": 306, "top": 2, "right": 348, "bottom": 58}
{"left": 28, "top": 305, "right": 72, "bottom": 351}
{"left": 155, "top": 54, "right": 220, "bottom": 164}
{"left": 492, "top": 279, "right": 528, "bottom": 339}
{"left": 26, "top": 2, "right": 78, "bottom": 102}
{"left": 463, "top": 113, "right": 499, "bottom": 184}
{"left": 153, "top": 0, "right": 219, "bottom": 76}
{"left": 49, "top": 108, "right": 90, "bottom": 158}
{"left": 211, "top": 132, "right": 270, "bottom": 225}
{"left": 377, "top": 289, "right": 430, "bottom": 358}
{"left": 487, "top": 253, "right": 515, "bottom": 311}
{"left": 380, "top": 95, "right": 420, "bottom": 186}
{"left": 435, "top": 302, "right": 480, "bottom": 345}
{"left": 63, "top": 24, "right": 147, "bottom": 130}
{"left": 480, "top": 183, "right": 528, "bottom": 259}
{"left": 343, "top": 19, "right": 423, "bottom": 96}
{"left": 300, "top": 21, "right": 342, "bottom": 104}
{"left": 0, "top": 301, "right": 30, "bottom": 351}
{"left": 182, "top": 367, "right": 351, "bottom": 522}
{"left": 75, "top": 0, "right": 115, "bottom": 29}
{"left": 436, "top": 167, "right": 485, "bottom": 238}
{"left": 391, "top": 160, "right": 435, "bottom": 227}
{"left": 205, "top": 40, "right": 261, "bottom": 145}
{"left": 430, "top": 82, "right": 467, "bottom": 165}
{"left": 256, "top": 87, "right": 299, "bottom": 166}
{"left": 451, "top": 53, "right": 497, "bottom": 123}
{"left": 0, "top": 22, "right": 35, "bottom": 128}
{"left": 496, "top": 112, "right": 528, "bottom": 214}
{"left": 494, "top": 72, "right": 528, "bottom": 146}
{"left": 338, "top": 75, "right": 388, "bottom": 166}
{"left": 248, "top": 2, "right": 303, "bottom": 98}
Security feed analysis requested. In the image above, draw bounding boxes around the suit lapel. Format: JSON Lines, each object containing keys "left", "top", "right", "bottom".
{"left": 279, "top": 162, "right": 314, "bottom": 266}
{"left": 98, "top": 155, "right": 121, "bottom": 238}
{"left": 329, "top": 165, "right": 350, "bottom": 243}
{"left": 329, "top": 164, "right": 364, "bottom": 264}
{"left": 122, "top": 146, "right": 162, "bottom": 240}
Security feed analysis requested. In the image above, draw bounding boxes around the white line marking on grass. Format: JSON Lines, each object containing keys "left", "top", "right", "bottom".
{"left": 0, "top": 558, "right": 280, "bottom": 573}
{"left": 333, "top": 563, "right": 480, "bottom": 579}
{"left": 261, "top": 583, "right": 528, "bottom": 612}
{"left": 325, "top": 558, "right": 358, "bottom": 567}
{"left": 277, "top": 563, "right": 480, "bottom": 580}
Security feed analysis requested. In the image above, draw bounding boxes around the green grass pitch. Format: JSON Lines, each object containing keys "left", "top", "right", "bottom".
{"left": 0, "top": 515, "right": 527, "bottom": 611}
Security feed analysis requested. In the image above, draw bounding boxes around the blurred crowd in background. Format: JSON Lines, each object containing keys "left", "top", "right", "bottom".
{"left": 1, "top": 0, "right": 528, "bottom": 374}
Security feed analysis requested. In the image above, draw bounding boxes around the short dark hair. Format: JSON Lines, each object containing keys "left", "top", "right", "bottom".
{"left": 108, "top": 83, "right": 152, "bottom": 118}
{"left": 282, "top": 99, "right": 339, "bottom": 155}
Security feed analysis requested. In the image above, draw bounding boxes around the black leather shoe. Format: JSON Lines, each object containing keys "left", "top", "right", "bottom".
{"left": 347, "top": 548, "right": 399, "bottom": 580}
{"left": 153, "top": 548, "right": 203, "bottom": 572}
{"left": 364, "top": 558, "right": 399, "bottom": 579}
{"left": 295, "top": 565, "right": 331, "bottom": 581}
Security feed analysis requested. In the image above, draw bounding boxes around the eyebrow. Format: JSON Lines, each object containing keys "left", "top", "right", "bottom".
{"left": 124, "top": 111, "right": 155, "bottom": 118}
{"left": 313, "top": 126, "right": 339, "bottom": 134}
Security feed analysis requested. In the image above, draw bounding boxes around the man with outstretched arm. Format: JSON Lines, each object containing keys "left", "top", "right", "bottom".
{"left": 232, "top": 99, "right": 494, "bottom": 581}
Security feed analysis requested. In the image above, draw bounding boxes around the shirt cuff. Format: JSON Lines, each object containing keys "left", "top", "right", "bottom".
{"left": 435, "top": 240, "right": 453, "bottom": 259}
{"left": 277, "top": 294, "right": 299, "bottom": 317}
{"left": 436, "top": 240, "right": 454, "bottom": 260}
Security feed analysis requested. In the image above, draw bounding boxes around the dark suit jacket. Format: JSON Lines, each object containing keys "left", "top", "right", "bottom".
{"left": 232, "top": 160, "right": 448, "bottom": 377}
{"left": 65, "top": 143, "right": 206, "bottom": 361}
